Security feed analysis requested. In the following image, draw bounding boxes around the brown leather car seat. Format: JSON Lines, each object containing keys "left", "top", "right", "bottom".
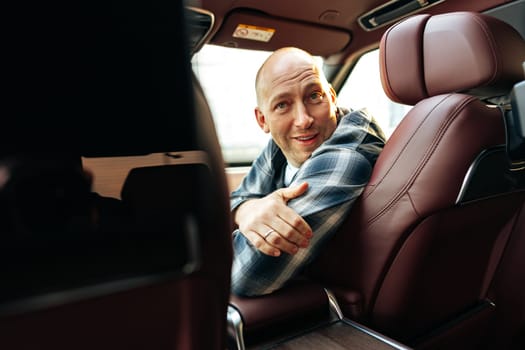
{"left": 308, "top": 11, "right": 525, "bottom": 348}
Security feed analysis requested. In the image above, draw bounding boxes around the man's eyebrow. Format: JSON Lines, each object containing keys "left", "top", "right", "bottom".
{"left": 268, "top": 92, "right": 292, "bottom": 105}
{"left": 303, "top": 80, "right": 325, "bottom": 91}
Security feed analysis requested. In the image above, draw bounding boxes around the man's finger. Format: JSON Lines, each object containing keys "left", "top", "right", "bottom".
{"left": 278, "top": 181, "right": 309, "bottom": 203}
{"left": 264, "top": 230, "right": 299, "bottom": 255}
{"left": 244, "top": 230, "right": 281, "bottom": 257}
{"left": 276, "top": 207, "right": 313, "bottom": 239}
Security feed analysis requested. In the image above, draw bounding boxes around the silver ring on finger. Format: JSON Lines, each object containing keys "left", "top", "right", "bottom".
{"left": 263, "top": 229, "right": 275, "bottom": 239}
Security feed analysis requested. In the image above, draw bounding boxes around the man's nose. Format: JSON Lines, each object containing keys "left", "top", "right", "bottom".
{"left": 294, "top": 103, "right": 314, "bottom": 129}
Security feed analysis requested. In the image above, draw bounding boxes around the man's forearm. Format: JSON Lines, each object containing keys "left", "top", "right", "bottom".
{"left": 231, "top": 200, "right": 353, "bottom": 296}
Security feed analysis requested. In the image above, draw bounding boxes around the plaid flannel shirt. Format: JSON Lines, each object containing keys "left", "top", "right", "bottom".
{"left": 230, "top": 107, "right": 385, "bottom": 296}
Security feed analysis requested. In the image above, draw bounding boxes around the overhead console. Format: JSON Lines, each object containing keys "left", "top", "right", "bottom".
{"left": 359, "top": 0, "right": 444, "bottom": 31}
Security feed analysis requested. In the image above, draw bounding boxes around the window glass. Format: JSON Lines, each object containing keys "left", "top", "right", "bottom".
{"left": 337, "top": 49, "right": 412, "bottom": 138}
{"left": 192, "top": 45, "right": 272, "bottom": 164}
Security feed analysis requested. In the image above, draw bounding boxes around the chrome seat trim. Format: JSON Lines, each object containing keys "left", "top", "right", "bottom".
{"left": 227, "top": 305, "right": 246, "bottom": 350}
{"left": 323, "top": 288, "right": 344, "bottom": 320}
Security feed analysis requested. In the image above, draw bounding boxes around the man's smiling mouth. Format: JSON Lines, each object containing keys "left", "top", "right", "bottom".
{"left": 295, "top": 134, "right": 317, "bottom": 141}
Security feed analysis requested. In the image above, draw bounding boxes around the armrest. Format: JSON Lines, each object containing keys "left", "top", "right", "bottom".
{"left": 228, "top": 279, "right": 331, "bottom": 348}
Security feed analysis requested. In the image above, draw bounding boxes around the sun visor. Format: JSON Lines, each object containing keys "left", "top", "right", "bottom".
{"left": 210, "top": 10, "right": 351, "bottom": 56}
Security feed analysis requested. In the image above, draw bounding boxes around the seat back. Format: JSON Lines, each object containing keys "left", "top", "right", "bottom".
{"left": 483, "top": 200, "right": 525, "bottom": 349}
{"left": 308, "top": 11, "right": 525, "bottom": 345}
{"left": 0, "top": 1, "right": 232, "bottom": 349}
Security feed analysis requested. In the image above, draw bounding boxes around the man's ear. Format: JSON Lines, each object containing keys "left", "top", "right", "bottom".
{"left": 328, "top": 84, "right": 337, "bottom": 105}
{"left": 327, "top": 84, "right": 339, "bottom": 116}
{"left": 255, "top": 107, "right": 270, "bottom": 133}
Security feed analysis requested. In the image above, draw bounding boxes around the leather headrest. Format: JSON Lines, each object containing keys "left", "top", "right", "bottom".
{"left": 379, "top": 12, "right": 525, "bottom": 105}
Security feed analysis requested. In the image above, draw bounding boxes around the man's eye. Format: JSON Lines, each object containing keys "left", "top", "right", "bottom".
{"left": 307, "top": 92, "right": 324, "bottom": 104}
{"left": 276, "top": 102, "right": 288, "bottom": 110}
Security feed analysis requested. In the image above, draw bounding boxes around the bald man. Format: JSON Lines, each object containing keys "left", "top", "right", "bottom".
{"left": 231, "top": 47, "right": 385, "bottom": 296}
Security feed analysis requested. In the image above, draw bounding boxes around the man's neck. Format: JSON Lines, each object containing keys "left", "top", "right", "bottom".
{"left": 284, "top": 162, "right": 300, "bottom": 186}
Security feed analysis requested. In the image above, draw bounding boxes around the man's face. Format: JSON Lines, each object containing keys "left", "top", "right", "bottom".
{"left": 255, "top": 50, "right": 338, "bottom": 168}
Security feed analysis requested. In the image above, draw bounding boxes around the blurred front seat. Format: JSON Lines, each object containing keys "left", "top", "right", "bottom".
{"left": 0, "top": 1, "right": 233, "bottom": 350}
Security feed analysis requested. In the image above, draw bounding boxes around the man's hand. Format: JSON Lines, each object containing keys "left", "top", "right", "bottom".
{"left": 234, "top": 182, "right": 313, "bottom": 256}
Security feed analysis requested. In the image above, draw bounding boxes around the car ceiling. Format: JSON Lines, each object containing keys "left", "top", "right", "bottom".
{"left": 187, "top": 0, "right": 516, "bottom": 65}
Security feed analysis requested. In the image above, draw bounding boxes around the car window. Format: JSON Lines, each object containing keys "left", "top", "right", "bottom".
{"left": 192, "top": 45, "right": 272, "bottom": 165}
{"left": 337, "top": 49, "right": 412, "bottom": 138}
